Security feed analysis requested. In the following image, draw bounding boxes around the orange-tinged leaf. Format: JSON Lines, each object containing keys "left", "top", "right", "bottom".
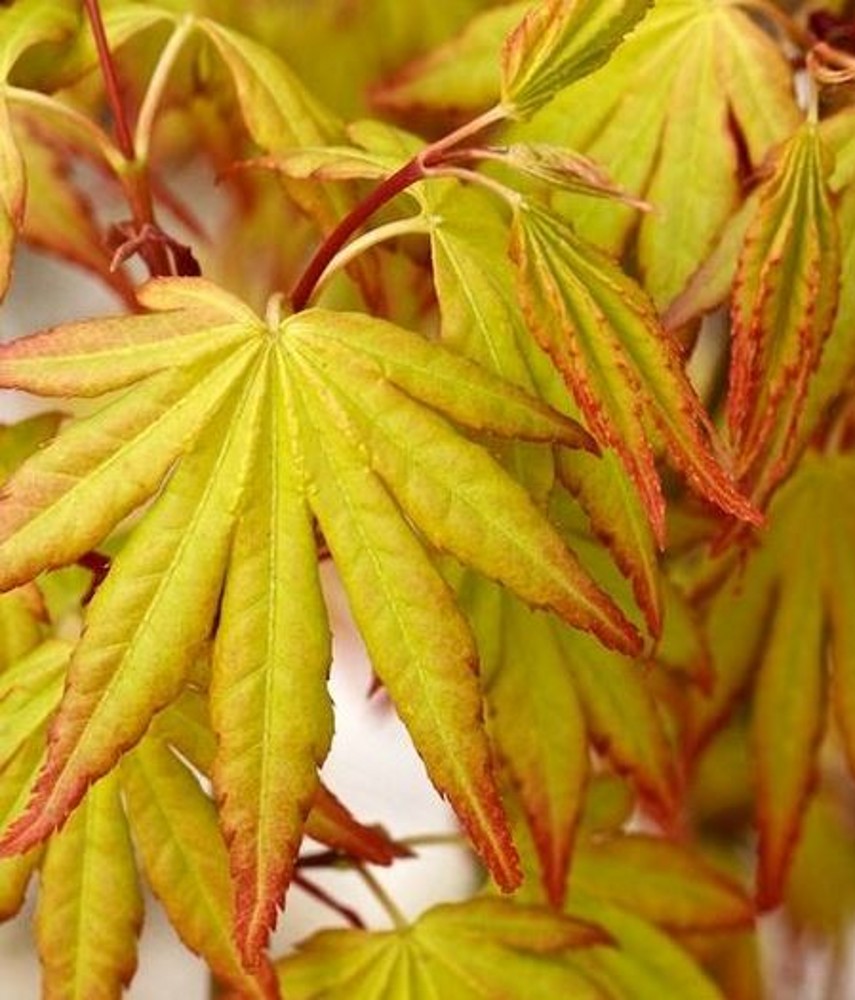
{"left": 557, "top": 448, "right": 661, "bottom": 636}
{"left": 564, "top": 631, "right": 679, "bottom": 819}
{"left": 295, "top": 332, "right": 635, "bottom": 654}
{"left": 501, "top": 0, "right": 652, "bottom": 118}
{"left": 0, "top": 98, "right": 24, "bottom": 300}
{"left": 0, "top": 376, "right": 264, "bottom": 853}
{"left": 686, "top": 452, "right": 855, "bottom": 906}
{"left": 278, "top": 897, "right": 609, "bottom": 999}
{"left": 121, "top": 740, "right": 278, "bottom": 998}
{"left": 571, "top": 835, "right": 753, "bottom": 931}
{"left": 753, "top": 530, "right": 826, "bottom": 909}
{"left": 0, "top": 735, "right": 45, "bottom": 919}
{"left": 0, "top": 304, "right": 254, "bottom": 396}
{"left": 16, "top": 120, "right": 134, "bottom": 302}
{"left": 288, "top": 364, "right": 521, "bottom": 892}
{"left": 485, "top": 588, "right": 588, "bottom": 907}
{"left": 211, "top": 365, "right": 333, "bottom": 965}
{"left": 305, "top": 785, "right": 405, "bottom": 866}
{"left": 0, "top": 0, "right": 82, "bottom": 298}
{"left": 374, "top": 3, "right": 527, "bottom": 119}
{"left": 429, "top": 188, "right": 660, "bottom": 630}
{"left": 0, "top": 353, "right": 256, "bottom": 591}
{"left": 727, "top": 124, "right": 841, "bottom": 504}
{"left": 36, "top": 773, "right": 143, "bottom": 1000}
{"left": 511, "top": 201, "right": 758, "bottom": 543}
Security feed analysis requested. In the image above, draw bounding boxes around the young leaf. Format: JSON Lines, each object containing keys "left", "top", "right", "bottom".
{"left": 278, "top": 897, "right": 609, "bottom": 999}
{"left": 35, "top": 773, "right": 143, "bottom": 1000}
{"left": 501, "top": 0, "right": 652, "bottom": 118}
{"left": 511, "top": 201, "right": 758, "bottom": 543}
{"left": 727, "top": 123, "right": 841, "bottom": 505}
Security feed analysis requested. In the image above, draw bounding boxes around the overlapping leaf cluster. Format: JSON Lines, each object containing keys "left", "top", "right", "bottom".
{"left": 1, "top": 0, "right": 855, "bottom": 997}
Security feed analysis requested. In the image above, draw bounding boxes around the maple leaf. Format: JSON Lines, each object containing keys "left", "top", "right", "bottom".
{"left": 683, "top": 450, "right": 855, "bottom": 908}
{"left": 510, "top": 199, "right": 759, "bottom": 543}
{"left": 726, "top": 122, "right": 840, "bottom": 505}
{"left": 0, "top": 276, "right": 638, "bottom": 964}
{"left": 277, "top": 897, "right": 611, "bottom": 999}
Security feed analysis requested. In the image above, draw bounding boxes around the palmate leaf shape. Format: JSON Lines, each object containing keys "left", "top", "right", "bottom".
{"left": 0, "top": 277, "right": 638, "bottom": 963}
{"left": 277, "top": 897, "right": 611, "bottom": 999}
{"left": 681, "top": 450, "right": 855, "bottom": 909}
{"left": 726, "top": 122, "right": 840, "bottom": 506}
{"left": 510, "top": 200, "right": 759, "bottom": 544}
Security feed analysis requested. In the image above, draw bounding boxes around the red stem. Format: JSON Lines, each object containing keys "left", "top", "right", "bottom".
{"left": 289, "top": 157, "right": 424, "bottom": 313}
{"left": 293, "top": 873, "right": 366, "bottom": 929}
{"left": 83, "top": 0, "right": 172, "bottom": 278}
{"left": 83, "top": 0, "right": 135, "bottom": 161}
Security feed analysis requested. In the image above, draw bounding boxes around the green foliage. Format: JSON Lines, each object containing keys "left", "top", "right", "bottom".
{"left": 0, "top": 0, "right": 854, "bottom": 996}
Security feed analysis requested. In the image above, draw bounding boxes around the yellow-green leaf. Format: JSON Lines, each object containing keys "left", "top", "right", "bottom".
{"left": 36, "top": 773, "right": 143, "bottom": 1000}
{"left": 1, "top": 374, "right": 263, "bottom": 853}
{"left": 0, "top": 276, "right": 624, "bottom": 908}
{"left": 514, "top": 0, "right": 801, "bottom": 305}
{"left": 278, "top": 897, "right": 609, "bottom": 999}
{"left": 571, "top": 835, "right": 753, "bottom": 931}
{"left": 211, "top": 364, "right": 333, "bottom": 965}
{"left": 121, "top": 740, "right": 278, "bottom": 999}
{"left": 501, "top": 0, "right": 652, "bottom": 118}
{"left": 288, "top": 361, "right": 521, "bottom": 892}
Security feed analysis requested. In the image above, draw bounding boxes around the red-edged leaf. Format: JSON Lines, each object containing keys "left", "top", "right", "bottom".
{"left": 305, "top": 785, "right": 406, "bottom": 866}
{"left": 511, "top": 201, "right": 758, "bottom": 543}
{"left": 501, "top": 0, "right": 653, "bottom": 118}
{"left": 0, "top": 375, "right": 263, "bottom": 853}
{"left": 727, "top": 123, "right": 841, "bottom": 504}
{"left": 287, "top": 364, "right": 521, "bottom": 892}
{"left": 211, "top": 367, "right": 333, "bottom": 965}
{"left": 122, "top": 740, "right": 279, "bottom": 997}
{"left": 483, "top": 586, "right": 589, "bottom": 907}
